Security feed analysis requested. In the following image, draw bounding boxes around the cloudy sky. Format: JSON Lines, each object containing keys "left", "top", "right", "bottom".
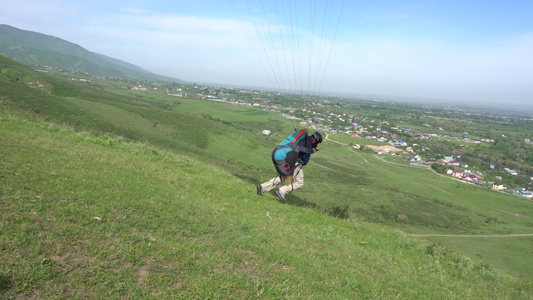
{"left": 2, "top": 0, "right": 533, "bottom": 106}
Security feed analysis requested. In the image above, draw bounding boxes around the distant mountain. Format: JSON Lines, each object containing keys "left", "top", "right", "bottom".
{"left": 0, "top": 24, "right": 183, "bottom": 82}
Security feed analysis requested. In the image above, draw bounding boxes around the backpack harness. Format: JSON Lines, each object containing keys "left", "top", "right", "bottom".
{"left": 271, "top": 129, "right": 308, "bottom": 188}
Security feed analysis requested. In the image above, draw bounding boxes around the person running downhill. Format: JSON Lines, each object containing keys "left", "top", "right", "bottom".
{"left": 257, "top": 131, "right": 323, "bottom": 202}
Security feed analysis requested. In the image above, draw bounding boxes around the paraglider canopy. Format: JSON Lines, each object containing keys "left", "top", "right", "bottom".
{"left": 230, "top": 0, "right": 346, "bottom": 97}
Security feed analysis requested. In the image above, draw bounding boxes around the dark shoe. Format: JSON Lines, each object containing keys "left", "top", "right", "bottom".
{"left": 257, "top": 185, "right": 263, "bottom": 196}
{"left": 276, "top": 190, "right": 286, "bottom": 202}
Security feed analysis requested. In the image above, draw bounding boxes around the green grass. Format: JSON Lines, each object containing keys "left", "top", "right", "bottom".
{"left": 293, "top": 134, "right": 533, "bottom": 279}
{"left": 3, "top": 56, "right": 533, "bottom": 296}
{"left": 422, "top": 236, "right": 533, "bottom": 279}
{"left": 2, "top": 114, "right": 533, "bottom": 298}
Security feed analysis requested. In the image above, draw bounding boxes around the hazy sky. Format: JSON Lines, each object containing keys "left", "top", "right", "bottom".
{"left": 2, "top": 0, "right": 533, "bottom": 106}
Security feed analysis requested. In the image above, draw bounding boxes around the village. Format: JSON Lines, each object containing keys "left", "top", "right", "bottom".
{"left": 125, "top": 81, "right": 533, "bottom": 198}
{"left": 439, "top": 157, "right": 533, "bottom": 199}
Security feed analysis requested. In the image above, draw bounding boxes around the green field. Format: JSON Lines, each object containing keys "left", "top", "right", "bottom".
{"left": 2, "top": 56, "right": 533, "bottom": 297}
{"left": 3, "top": 113, "right": 533, "bottom": 298}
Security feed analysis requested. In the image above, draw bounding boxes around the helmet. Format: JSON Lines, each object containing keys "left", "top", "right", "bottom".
{"left": 311, "top": 132, "right": 323, "bottom": 145}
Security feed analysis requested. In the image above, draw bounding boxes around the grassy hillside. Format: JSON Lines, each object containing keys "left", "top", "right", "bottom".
{"left": 2, "top": 54, "right": 533, "bottom": 288}
{"left": 2, "top": 113, "right": 533, "bottom": 298}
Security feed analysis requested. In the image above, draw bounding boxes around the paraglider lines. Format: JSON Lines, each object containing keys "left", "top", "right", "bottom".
{"left": 230, "top": 0, "right": 346, "bottom": 99}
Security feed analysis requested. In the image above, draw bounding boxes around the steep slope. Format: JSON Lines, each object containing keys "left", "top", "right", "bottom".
{"left": 3, "top": 55, "right": 533, "bottom": 281}
{"left": 0, "top": 24, "right": 182, "bottom": 81}
{"left": 2, "top": 113, "right": 532, "bottom": 298}
{"left": 0, "top": 55, "right": 265, "bottom": 173}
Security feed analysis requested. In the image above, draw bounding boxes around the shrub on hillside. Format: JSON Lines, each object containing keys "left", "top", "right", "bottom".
{"left": 396, "top": 214, "right": 409, "bottom": 223}
{"left": 326, "top": 205, "right": 350, "bottom": 219}
{"left": 431, "top": 163, "right": 447, "bottom": 174}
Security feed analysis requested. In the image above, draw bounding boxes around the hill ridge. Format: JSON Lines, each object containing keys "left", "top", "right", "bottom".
{"left": 0, "top": 24, "right": 182, "bottom": 82}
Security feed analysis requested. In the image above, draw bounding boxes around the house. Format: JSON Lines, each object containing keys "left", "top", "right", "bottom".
{"left": 452, "top": 170, "right": 463, "bottom": 177}
{"left": 392, "top": 141, "right": 407, "bottom": 147}
{"left": 504, "top": 168, "right": 518, "bottom": 176}
{"left": 447, "top": 160, "right": 460, "bottom": 166}
{"left": 520, "top": 190, "right": 533, "bottom": 199}
{"left": 444, "top": 156, "right": 454, "bottom": 162}
{"left": 445, "top": 169, "right": 453, "bottom": 175}
{"left": 465, "top": 174, "right": 478, "bottom": 182}
{"left": 409, "top": 158, "right": 419, "bottom": 166}
{"left": 492, "top": 182, "right": 505, "bottom": 190}
{"left": 480, "top": 137, "right": 495, "bottom": 143}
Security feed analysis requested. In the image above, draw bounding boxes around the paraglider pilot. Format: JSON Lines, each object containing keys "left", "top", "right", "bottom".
{"left": 257, "top": 131, "right": 323, "bottom": 202}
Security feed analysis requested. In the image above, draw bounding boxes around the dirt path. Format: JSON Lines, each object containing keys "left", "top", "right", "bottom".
{"left": 421, "top": 182, "right": 456, "bottom": 196}
{"left": 411, "top": 233, "right": 533, "bottom": 238}
{"left": 493, "top": 208, "right": 531, "bottom": 219}
{"left": 365, "top": 144, "right": 404, "bottom": 153}
{"left": 371, "top": 154, "right": 409, "bottom": 167}
{"left": 325, "top": 132, "right": 370, "bottom": 164}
